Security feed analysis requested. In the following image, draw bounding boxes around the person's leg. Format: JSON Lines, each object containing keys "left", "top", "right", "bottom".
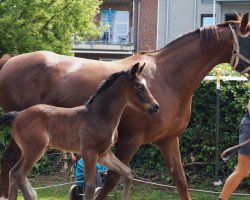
{"left": 219, "top": 154, "right": 250, "bottom": 200}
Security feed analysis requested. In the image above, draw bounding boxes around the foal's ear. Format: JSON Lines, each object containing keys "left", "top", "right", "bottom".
{"left": 130, "top": 62, "right": 140, "bottom": 75}
{"left": 240, "top": 13, "right": 249, "bottom": 34}
{"left": 138, "top": 63, "right": 145, "bottom": 74}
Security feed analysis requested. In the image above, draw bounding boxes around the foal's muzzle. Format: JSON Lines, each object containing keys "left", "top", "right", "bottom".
{"left": 148, "top": 103, "right": 160, "bottom": 114}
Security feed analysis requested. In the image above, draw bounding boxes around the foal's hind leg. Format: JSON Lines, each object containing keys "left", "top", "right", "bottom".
{"left": 9, "top": 151, "right": 45, "bottom": 200}
{"left": 8, "top": 169, "right": 19, "bottom": 200}
{"left": 98, "top": 151, "right": 133, "bottom": 200}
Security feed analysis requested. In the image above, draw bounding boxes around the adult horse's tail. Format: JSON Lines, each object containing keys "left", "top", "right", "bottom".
{"left": 0, "top": 111, "right": 19, "bottom": 125}
{"left": 0, "top": 54, "right": 12, "bottom": 70}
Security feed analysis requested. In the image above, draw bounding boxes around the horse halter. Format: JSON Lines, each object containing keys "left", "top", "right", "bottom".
{"left": 229, "top": 24, "right": 250, "bottom": 76}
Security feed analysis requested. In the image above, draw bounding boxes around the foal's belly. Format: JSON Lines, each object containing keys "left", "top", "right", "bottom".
{"left": 48, "top": 131, "right": 81, "bottom": 153}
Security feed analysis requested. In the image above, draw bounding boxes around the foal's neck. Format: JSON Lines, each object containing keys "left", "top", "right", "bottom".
{"left": 87, "top": 77, "right": 127, "bottom": 127}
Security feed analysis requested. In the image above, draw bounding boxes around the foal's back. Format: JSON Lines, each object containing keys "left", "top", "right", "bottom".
{"left": 12, "top": 104, "right": 87, "bottom": 153}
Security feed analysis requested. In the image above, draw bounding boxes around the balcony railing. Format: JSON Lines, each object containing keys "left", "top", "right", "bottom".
{"left": 74, "top": 27, "right": 134, "bottom": 46}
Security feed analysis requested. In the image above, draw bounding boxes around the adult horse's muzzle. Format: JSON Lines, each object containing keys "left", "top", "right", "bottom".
{"left": 148, "top": 103, "right": 160, "bottom": 114}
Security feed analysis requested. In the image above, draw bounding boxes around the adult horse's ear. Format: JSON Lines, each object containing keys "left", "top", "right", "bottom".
{"left": 130, "top": 62, "right": 140, "bottom": 75}
{"left": 240, "top": 13, "right": 249, "bottom": 35}
{"left": 138, "top": 63, "right": 145, "bottom": 74}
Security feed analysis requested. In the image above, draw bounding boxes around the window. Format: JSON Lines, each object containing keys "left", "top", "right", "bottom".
{"left": 101, "top": 10, "right": 130, "bottom": 44}
{"left": 201, "top": 14, "right": 214, "bottom": 27}
{"left": 225, "top": 13, "right": 238, "bottom": 21}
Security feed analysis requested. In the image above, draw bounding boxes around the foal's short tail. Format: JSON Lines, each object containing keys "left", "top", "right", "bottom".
{"left": 0, "top": 111, "right": 19, "bottom": 125}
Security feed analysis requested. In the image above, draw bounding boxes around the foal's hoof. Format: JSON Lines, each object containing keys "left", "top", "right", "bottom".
{"left": 94, "top": 187, "right": 102, "bottom": 199}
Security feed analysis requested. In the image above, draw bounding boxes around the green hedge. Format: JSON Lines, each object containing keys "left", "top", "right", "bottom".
{"left": 131, "top": 80, "right": 250, "bottom": 184}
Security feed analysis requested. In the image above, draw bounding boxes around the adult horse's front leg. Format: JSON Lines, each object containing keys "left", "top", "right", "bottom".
{"left": 155, "top": 136, "right": 191, "bottom": 200}
{"left": 0, "top": 139, "right": 21, "bottom": 199}
{"left": 95, "top": 137, "right": 141, "bottom": 200}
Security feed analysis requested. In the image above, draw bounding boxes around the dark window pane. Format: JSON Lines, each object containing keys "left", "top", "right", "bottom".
{"left": 225, "top": 13, "right": 238, "bottom": 21}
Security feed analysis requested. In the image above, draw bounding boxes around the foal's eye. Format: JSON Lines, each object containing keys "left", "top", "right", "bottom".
{"left": 137, "top": 83, "right": 143, "bottom": 89}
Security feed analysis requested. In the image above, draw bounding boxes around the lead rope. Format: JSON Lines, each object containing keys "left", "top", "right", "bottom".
{"left": 221, "top": 137, "right": 250, "bottom": 161}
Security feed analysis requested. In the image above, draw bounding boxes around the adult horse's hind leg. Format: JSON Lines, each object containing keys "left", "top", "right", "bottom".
{"left": 155, "top": 136, "right": 191, "bottom": 200}
{"left": 98, "top": 151, "right": 133, "bottom": 200}
{"left": 0, "top": 140, "right": 21, "bottom": 199}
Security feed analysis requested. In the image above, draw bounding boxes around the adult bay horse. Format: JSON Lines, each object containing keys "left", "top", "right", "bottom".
{"left": 0, "top": 63, "right": 159, "bottom": 200}
{"left": 0, "top": 13, "right": 250, "bottom": 200}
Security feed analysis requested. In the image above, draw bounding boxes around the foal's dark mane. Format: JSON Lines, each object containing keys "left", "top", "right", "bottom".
{"left": 86, "top": 70, "right": 127, "bottom": 105}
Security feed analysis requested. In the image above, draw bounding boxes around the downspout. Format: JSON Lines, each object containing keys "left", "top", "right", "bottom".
{"left": 165, "top": 0, "right": 170, "bottom": 44}
{"left": 132, "top": 0, "right": 135, "bottom": 44}
{"left": 156, "top": 0, "right": 160, "bottom": 49}
{"left": 213, "top": 0, "right": 216, "bottom": 25}
{"left": 136, "top": 0, "right": 141, "bottom": 52}
{"left": 193, "top": 0, "right": 197, "bottom": 29}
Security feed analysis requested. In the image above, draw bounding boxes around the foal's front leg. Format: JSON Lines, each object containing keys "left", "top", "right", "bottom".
{"left": 98, "top": 151, "right": 133, "bottom": 200}
{"left": 82, "top": 152, "right": 98, "bottom": 200}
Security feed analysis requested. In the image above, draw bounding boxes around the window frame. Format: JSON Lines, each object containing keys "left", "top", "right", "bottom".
{"left": 201, "top": 14, "right": 214, "bottom": 27}
{"left": 201, "top": 0, "right": 213, "bottom": 4}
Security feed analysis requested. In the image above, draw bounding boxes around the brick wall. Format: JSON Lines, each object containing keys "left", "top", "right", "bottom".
{"left": 137, "top": 0, "right": 158, "bottom": 52}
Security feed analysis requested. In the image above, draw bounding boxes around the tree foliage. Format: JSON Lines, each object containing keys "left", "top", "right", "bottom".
{"left": 0, "top": 0, "right": 102, "bottom": 55}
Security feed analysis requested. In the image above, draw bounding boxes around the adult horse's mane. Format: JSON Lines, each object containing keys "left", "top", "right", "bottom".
{"left": 86, "top": 70, "right": 127, "bottom": 105}
{"left": 138, "top": 19, "right": 242, "bottom": 56}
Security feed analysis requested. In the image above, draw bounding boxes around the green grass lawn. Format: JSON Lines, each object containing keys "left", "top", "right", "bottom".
{"left": 17, "top": 182, "right": 250, "bottom": 200}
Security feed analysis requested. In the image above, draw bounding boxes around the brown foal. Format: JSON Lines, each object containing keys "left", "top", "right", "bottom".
{"left": 0, "top": 63, "right": 159, "bottom": 200}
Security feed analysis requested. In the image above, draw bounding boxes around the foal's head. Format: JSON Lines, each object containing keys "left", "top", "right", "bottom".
{"left": 125, "top": 63, "right": 159, "bottom": 114}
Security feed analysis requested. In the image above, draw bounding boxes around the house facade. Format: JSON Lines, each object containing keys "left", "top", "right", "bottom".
{"left": 72, "top": 0, "right": 250, "bottom": 60}
{"left": 157, "top": 0, "right": 250, "bottom": 49}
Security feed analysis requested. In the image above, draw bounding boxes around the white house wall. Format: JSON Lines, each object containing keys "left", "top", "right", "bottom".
{"left": 157, "top": 0, "right": 250, "bottom": 49}
{"left": 221, "top": 3, "right": 250, "bottom": 21}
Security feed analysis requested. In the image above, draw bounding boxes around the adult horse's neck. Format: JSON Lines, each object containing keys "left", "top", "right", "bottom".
{"left": 155, "top": 25, "right": 233, "bottom": 100}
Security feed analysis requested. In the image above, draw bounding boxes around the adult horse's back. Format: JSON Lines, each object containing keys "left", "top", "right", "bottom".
{"left": 1, "top": 14, "right": 250, "bottom": 200}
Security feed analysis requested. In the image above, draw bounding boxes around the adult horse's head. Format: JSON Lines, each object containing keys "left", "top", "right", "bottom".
{"left": 126, "top": 63, "right": 159, "bottom": 114}
{"left": 229, "top": 13, "right": 250, "bottom": 78}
